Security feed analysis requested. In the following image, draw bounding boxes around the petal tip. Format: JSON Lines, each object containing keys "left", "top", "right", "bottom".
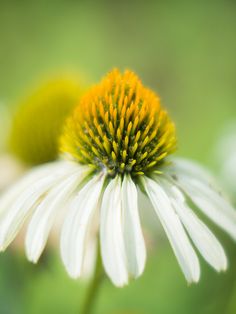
{"left": 187, "top": 275, "right": 200, "bottom": 285}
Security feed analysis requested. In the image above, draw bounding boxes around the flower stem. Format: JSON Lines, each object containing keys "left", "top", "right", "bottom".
{"left": 81, "top": 249, "right": 105, "bottom": 314}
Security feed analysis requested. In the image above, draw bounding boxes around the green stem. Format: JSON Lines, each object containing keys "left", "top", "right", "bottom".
{"left": 81, "top": 249, "right": 105, "bottom": 314}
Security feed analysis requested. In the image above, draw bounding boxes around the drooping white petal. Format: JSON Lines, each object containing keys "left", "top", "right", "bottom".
{"left": 0, "top": 162, "right": 60, "bottom": 216}
{"left": 143, "top": 176, "right": 200, "bottom": 283}
{"left": 100, "top": 176, "right": 129, "bottom": 287}
{"left": 60, "top": 173, "right": 105, "bottom": 278}
{"left": 175, "top": 176, "right": 236, "bottom": 241}
{"left": 80, "top": 233, "right": 97, "bottom": 279}
{"left": 25, "top": 167, "right": 89, "bottom": 263}
{"left": 0, "top": 161, "right": 78, "bottom": 250}
{"left": 169, "top": 158, "right": 217, "bottom": 185}
{"left": 162, "top": 180, "right": 227, "bottom": 272}
{"left": 121, "top": 175, "right": 146, "bottom": 278}
{"left": 0, "top": 160, "right": 78, "bottom": 217}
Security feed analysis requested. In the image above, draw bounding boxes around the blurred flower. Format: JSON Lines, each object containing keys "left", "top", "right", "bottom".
{"left": 0, "top": 69, "right": 235, "bottom": 287}
{"left": 0, "top": 76, "right": 84, "bottom": 191}
{"left": 0, "top": 76, "right": 85, "bottom": 251}
{"left": 215, "top": 121, "right": 236, "bottom": 198}
{"left": 8, "top": 76, "right": 84, "bottom": 166}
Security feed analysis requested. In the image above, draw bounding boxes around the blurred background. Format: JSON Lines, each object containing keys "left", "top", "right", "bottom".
{"left": 0, "top": 0, "right": 236, "bottom": 313}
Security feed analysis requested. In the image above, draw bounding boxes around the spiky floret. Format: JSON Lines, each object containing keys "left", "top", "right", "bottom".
{"left": 60, "top": 69, "right": 177, "bottom": 177}
{"left": 9, "top": 77, "right": 84, "bottom": 166}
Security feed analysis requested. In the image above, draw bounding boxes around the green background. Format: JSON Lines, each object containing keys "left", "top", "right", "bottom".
{"left": 0, "top": 0, "right": 236, "bottom": 313}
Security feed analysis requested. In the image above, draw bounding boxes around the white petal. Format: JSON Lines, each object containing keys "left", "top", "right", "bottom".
{"left": 143, "top": 177, "right": 200, "bottom": 283}
{"left": 25, "top": 167, "right": 88, "bottom": 263}
{"left": 170, "top": 158, "right": 217, "bottom": 185}
{"left": 0, "top": 162, "right": 59, "bottom": 216}
{"left": 0, "top": 154, "right": 24, "bottom": 191}
{"left": 80, "top": 234, "right": 97, "bottom": 279}
{"left": 0, "top": 161, "right": 78, "bottom": 250}
{"left": 176, "top": 176, "right": 236, "bottom": 240}
{"left": 60, "top": 173, "right": 104, "bottom": 278}
{"left": 121, "top": 175, "right": 146, "bottom": 278}
{"left": 0, "top": 160, "right": 78, "bottom": 217}
{"left": 100, "top": 176, "right": 129, "bottom": 287}
{"left": 163, "top": 181, "right": 227, "bottom": 272}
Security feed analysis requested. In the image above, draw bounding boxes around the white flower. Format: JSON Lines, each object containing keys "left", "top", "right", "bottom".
{"left": 0, "top": 69, "right": 235, "bottom": 287}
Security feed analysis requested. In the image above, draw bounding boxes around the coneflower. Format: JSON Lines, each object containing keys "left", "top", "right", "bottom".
{"left": 0, "top": 69, "right": 235, "bottom": 289}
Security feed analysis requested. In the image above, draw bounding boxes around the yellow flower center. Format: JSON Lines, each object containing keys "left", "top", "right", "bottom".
{"left": 60, "top": 69, "right": 177, "bottom": 177}
{"left": 9, "top": 77, "right": 84, "bottom": 166}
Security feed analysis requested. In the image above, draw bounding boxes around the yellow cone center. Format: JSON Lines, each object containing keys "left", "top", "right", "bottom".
{"left": 60, "top": 69, "right": 177, "bottom": 177}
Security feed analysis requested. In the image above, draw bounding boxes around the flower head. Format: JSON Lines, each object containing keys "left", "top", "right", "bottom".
{"left": 9, "top": 77, "right": 84, "bottom": 166}
{"left": 0, "top": 69, "right": 235, "bottom": 287}
{"left": 60, "top": 69, "right": 176, "bottom": 176}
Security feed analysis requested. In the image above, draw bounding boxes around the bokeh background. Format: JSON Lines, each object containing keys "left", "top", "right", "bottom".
{"left": 0, "top": 0, "right": 236, "bottom": 313}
